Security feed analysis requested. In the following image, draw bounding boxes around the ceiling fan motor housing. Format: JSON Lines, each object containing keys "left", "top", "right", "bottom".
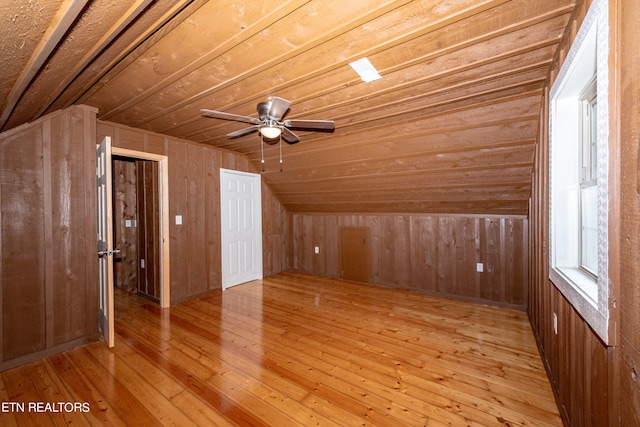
{"left": 257, "top": 101, "right": 272, "bottom": 120}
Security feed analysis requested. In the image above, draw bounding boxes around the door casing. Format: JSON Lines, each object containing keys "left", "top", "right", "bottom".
{"left": 111, "top": 147, "right": 170, "bottom": 307}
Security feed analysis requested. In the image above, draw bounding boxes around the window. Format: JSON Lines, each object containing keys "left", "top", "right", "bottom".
{"left": 579, "top": 78, "right": 598, "bottom": 276}
{"left": 549, "top": 0, "right": 611, "bottom": 344}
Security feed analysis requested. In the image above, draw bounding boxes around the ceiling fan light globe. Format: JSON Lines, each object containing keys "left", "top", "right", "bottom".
{"left": 260, "top": 126, "right": 282, "bottom": 139}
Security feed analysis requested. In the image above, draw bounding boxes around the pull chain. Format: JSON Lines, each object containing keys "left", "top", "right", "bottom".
{"left": 279, "top": 134, "right": 283, "bottom": 172}
{"left": 260, "top": 133, "right": 265, "bottom": 172}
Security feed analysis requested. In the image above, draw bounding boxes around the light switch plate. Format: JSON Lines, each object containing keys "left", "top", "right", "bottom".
{"left": 176, "top": 215, "right": 182, "bottom": 225}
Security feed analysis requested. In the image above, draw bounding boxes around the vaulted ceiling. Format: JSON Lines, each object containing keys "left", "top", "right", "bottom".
{"left": 1, "top": 0, "right": 575, "bottom": 215}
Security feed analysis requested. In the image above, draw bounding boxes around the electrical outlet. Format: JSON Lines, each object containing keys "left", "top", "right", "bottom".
{"left": 314, "top": 246, "right": 320, "bottom": 254}
{"left": 553, "top": 313, "right": 558, "bottom": 334}
{"left": 476, "top": 263, "right": 484, "bottom": 272}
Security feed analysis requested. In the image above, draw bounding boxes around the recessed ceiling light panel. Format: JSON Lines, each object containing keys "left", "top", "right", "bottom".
{"left": 349, "top": 57, "right": 382, "bottom": 83}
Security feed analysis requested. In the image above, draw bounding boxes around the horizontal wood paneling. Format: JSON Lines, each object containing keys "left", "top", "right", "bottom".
{"left": 1, "top": 0, "right": 576, "bottom": 216}
{"left": 0, "top": 106, "right": 99, "bottom": 369}
{"left": 291, "top": 213, "right": 528, "bottom": 309}
{"left": 98, "top": 120, "right": 291, "bottom": 304}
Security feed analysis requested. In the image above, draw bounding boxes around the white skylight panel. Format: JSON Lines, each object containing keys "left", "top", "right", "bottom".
{"left": 349, "top": 57, "right": 382, "bottom": 83}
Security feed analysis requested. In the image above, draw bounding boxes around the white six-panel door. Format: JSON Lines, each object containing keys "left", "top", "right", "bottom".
{"left": 220, "top": 169, "right": 263, "bottom": 290}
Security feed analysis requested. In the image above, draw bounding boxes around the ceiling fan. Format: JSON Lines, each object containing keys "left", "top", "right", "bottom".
{"left": 200, "top": 97, "right": 335, "bottom": 144}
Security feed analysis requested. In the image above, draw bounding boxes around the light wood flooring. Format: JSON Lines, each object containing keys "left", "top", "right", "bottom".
{"left": 1, "top": 272, "right": 561, "bottom": 426}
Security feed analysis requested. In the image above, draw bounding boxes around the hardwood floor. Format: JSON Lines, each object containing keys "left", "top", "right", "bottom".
{"left": 1, "top": 272, "right": 561, "bottom": 426}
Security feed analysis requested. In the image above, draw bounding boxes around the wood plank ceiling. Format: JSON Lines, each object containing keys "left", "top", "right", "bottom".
{"left": 0, "top": 0, "right": 575, "bottom": 215}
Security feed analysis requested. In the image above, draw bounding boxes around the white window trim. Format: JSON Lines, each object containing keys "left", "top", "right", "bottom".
{"left": 549, "top": 0, "right": 611, "bottom": 344}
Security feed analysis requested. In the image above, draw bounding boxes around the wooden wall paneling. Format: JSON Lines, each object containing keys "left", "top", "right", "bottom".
{"left": 136, "top": 160, "right": 161, "bottom": 300}
{"left": 291, "top": 213, "right": 528, "bottom": 309}
{"left": 412, "top": 216, "right": 437, "bottom": 295}
{"left": 361, "top": 216, "right": 377, "bottom": 284}
{"left": 312, "top": 215, "right": 326, "bottom": 275}
{"left": 204, "top": 148, "right": 221, "bottom": 291}
{"left": 167, "top": 139, "right": 188, "bottom": 303}
{"left": 143, "top": 133, "right": 165, "bottom": 155}
{"left": 42, "top": 118, "right": 54, "bottom": 351}
{"left": 453, "top": 217, "right": 478, "bottom": 298}
{"left": 50, "top": 108, "right": 91, "bottom": 345}
{"left": 481, "top": 218, "right": 500, "bottom": 303}
{"left": 525, "top": 0, "right": 640, "bottom": 425}
{"left": 385, "top": 216, "right": 412, "bottom": 288}
{"left": 1, "top": 123, "right": 46, "bottom": 361}
{"left": 590, "top": 343, "right": 611, "bottom": 427}
{"left": 291, "top": 215, "right": 302, "bottom": 272}
{"left": 136, "top": 160, "right": 148, "bottom": 296}
{"left": 378, "top": 216, "right": 394, "bottom": 286}
{"left": 301, "top": 214, "right": 314, "bottom": 274}
{"left": 617, "top": 0, "right": 640, "bottom": 424}
{"left": 186, "top": 143, "right": 207, "bottom": 298}
{"left": 118, "top": 127, "right": 144, "bottom": 151}
{"left": 505, "top": 218, "right": 527, "bottom": 306}
{"left": 435, "top": 217, "right": 454, "bottom": 296}
{"left": 113, "top": 159, "right": 138, "bottom": 292}
{"left": 1, "top": 106, "right": 98, "bottom": 370}
{"left": 324, "top": 215, "right": 339, "bottom": 277}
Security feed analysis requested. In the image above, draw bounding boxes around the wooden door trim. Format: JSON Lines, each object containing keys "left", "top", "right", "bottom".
{"left": 111, "top": 147, "right": 170, "bottom": 308}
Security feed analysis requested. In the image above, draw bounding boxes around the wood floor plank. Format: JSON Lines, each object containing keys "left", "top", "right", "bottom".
{"left": 47, "top": 352, "right": 127, "bottom": 426}
{"left": 1, "top": 365, "right": 47, "bottom": 426}
{"left": 1, "top": 272, "right": 561, "bottom": 426}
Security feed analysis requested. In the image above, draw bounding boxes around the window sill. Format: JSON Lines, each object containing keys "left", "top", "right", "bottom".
{"left": 554, "top": 267, "right": 598, "bottom": 308}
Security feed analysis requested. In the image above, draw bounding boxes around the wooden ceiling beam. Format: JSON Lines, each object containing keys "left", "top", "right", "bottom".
{"left": 32, "top": 0, "right": 154, "bottom": 119}
{"left": 0, "top": 0, "right": 88, "bottom": 131}
{"left": 61, "top": 0, "right": 201, "bottom": 111}
{"left": 95, "top": 0, "right": 315, "bottom": 121}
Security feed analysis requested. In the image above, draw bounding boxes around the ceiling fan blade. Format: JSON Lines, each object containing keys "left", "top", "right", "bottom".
{"left": 227, "top": 125, "right": 260, "bottom": 138}
{"left": 284, "top": 119, "right": 335, "bottom": 131}
{"left": 281, "top": 128, "right": 299, "bottom": 144}
{"left": 267, "top": 97, "right": 291, "bottom": 120}
{"left": 201, "top": 109, "right": 262, "bottom": 125}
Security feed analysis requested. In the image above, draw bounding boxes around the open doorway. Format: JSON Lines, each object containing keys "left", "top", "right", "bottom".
{"left": 112, "top": 156, "right": 161, "bottom": 301}
{"left": 111, "top": 147, "right": 170, "bottom": 308}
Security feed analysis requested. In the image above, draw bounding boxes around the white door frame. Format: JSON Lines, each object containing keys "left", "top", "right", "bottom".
{"left": 111, "top": 147, "right": 171, "bottom": 308}
{"left": 220, "top": 168, "right": 263, "bottom": 290}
